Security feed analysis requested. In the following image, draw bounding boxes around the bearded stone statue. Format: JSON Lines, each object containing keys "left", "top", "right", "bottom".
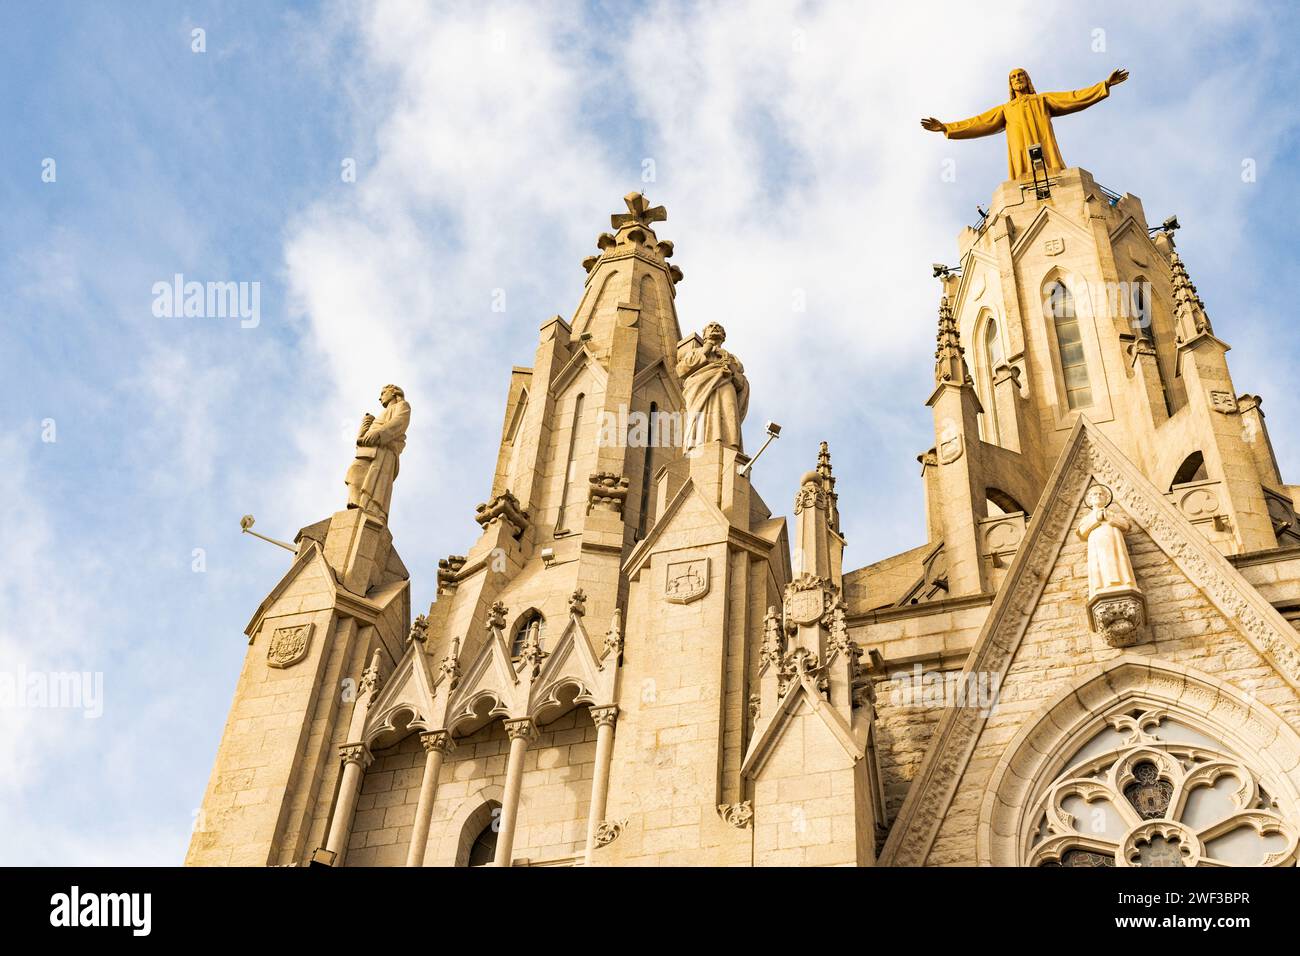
{"left": 677, "top": 322, "right": 749, "bottom": 454}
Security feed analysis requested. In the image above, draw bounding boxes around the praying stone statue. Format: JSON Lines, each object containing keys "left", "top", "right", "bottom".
{"left": 921, "top": 67, "right": 1128, "bottom": 180}
{"left": 1076, "top": 483, "right": 1146, "bottom": 647}
{"left": 345, "top": 384, "right": 410, "bottom": 521}
{"left": 677, "top": 322, "right": 749, "bottom": 454}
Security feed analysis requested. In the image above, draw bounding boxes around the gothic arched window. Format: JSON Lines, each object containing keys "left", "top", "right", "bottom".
{"left": 1131, "top": 276, "right": 1173, "bottom": 415}
{"left": 554, "top": 392, "right": 585, "bottom": 534}
{"left": 467, "top": 821, "right": 498, "bottom": 867}
{"left": 1043, "top": 280, "right": 1093, "bottom": 410}
{"left": 977, "top": 313, "right": 1004, "bottom": 444}
{"left": 510, "top": 609, "right": 545, "bottom": 659}
{"left": 1170, "top": 451, "right": 1208, "bottom": 489}
{"left": 1027, "top": 706, "right": 1298, "bottom": 867}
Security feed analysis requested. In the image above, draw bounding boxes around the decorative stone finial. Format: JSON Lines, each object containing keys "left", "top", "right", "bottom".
{"left": 407, "top": 613, "right": 428, "bottom": 645}
{"left": 602, "top": 607, "right": 624, "bottom": 662}
{"left": 439, "top": 636, "right": 462, "bottom": 690}
{"left": 358, "top": 648, "right": 383, "bottom": 698}
{"left": 1169, "top": 251, "right": 1212, "bottom": 339}
{"left": 817, "top": 441, "right": 841, "bottom": 533}
{"left": 569, "top": 589, "right": 587, "bottom": 617}
{"left": 611, "top": 192, "right": 667, "bottom": 229}
{"left": 934, "top": 297, "right": 969, "bottom": 385}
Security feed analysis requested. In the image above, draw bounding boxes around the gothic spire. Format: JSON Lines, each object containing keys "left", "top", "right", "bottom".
{"left": 1169, "top": 249, "right": 1212, "bottom": 340}
{"left": 934, "top": 296, "right": 970, "bottom": 385}
{"left": 817, "top": 441, "right": 841, "bottom": 534}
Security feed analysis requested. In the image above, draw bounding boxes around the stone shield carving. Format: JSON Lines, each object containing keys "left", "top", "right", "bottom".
{"left": 267, "top": 622, "right": 314, "bottom": 669}
{"left": 784, "top": 573, "right": 834, "bottom": 626}
{"left": 665, "top": 557, "right": 710, "bottom": 604}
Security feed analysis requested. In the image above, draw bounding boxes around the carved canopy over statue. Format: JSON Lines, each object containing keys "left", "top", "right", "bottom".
{"left": 677, "top": 322, "right": 749, "bottom": 454}
{"left": 920, "top": 67, "right": 1129, "bottom": 180}
{"left": 345, "top": 384, "right": 410, "bottom": 521}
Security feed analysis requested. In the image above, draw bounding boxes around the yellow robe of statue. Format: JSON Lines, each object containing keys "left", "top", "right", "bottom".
{"left": 944, "top": 78, "right": 1112, "bottom": 180}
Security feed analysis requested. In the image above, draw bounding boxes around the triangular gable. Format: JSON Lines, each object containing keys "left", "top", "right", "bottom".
{"left": 1009, "top": 204, "right": 1097, "bottom": 263}
{"left": 528, "top": 614, "right": 609, "bottom": 720}
{"left": 549, "top": 343, "right": 609, "bottom": 399}
{"left": 622, "top": 477, "right": 733, "bottom": 579}
{"left": 881, "top": 417, "right": 1300, "bottom": 866}
{"left": 631, "top": 356, "right": 686, "bottom": 409}
{"left": 1107, "top": 215, "right": 1171, "bottom": 274}
{"left": 740, "top": 674, "right": 864, "bottom": 779}
{"left": 948, "top": 247, "right": 1001, "bottom": 320}
{"left": 244, "top": 541, "right": 334, "bottom": 637}
{"left": 444, "top": 625, "right": 521, "bottom": 730}
{"left": 362, "top": 641, "right": 440, "bottom": 744}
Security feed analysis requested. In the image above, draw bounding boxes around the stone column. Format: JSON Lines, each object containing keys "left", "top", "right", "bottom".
{"left": 405, "top": 730, "right": 454, "bottom": 867}
{"left": 494, "top": 717, "right": 537, "bottom": 867}
{"left": 324, "top": 743, "right": 372, "bottom": 864}
{"left": 584, "top": 705, "right": 619, "bottom": 863}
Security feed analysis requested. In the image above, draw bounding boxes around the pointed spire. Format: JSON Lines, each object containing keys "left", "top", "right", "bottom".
{"left": 817, "top": 441, "right": 841, "bottom": 534}
{"left": 934, "top": 296, "right": 970, "bottom": 385}
{"left": 816, "top": 441, "right": 833, "bottom": 481}
{"left": 1169, "top": 250, "right": 1212, "bottom": 339}
{"left": 582, "top": 192, "right": 682, "bottom": 283}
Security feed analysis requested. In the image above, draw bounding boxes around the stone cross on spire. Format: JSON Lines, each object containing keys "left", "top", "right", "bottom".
{"left": 611, "top": 191, "right": 667, "bottom": 229}
{"left": 934, "top": 296, "right": 970, "bottom": 385}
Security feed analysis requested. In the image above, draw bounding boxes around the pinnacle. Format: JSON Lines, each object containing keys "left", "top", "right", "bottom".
{"left": 934, "top": 295, "right": 969, "bottom": 385}
{"left": 817, "top": 441, "right": 833, "bottom": 480}
{"left": 1169, "top": 250, "right": 1212, "bottom": 338}
{"left": 582, "top": 192, "right": 682, "bottom": 285}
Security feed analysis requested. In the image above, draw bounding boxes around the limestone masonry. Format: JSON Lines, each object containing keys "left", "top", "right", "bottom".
{"left": 188, "top": 131, "right": 1300, "bottom": 866}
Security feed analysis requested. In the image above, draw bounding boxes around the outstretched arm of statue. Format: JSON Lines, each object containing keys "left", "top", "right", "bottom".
{"left": 1043, "top": 69, "right": 1126, "bottom": 116}
{"left": 929, "top": 103, "right": 1007, "bottom": 140}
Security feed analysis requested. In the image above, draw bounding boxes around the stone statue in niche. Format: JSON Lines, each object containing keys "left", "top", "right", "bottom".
{"left": 1076, "top": 483, "right": 1146, "bottom": 647}
{"left": 677, "top": 322, "right": 749, "bottom": 454}
{"left": 345, "top": 384, "right": 410, "bottom": 522}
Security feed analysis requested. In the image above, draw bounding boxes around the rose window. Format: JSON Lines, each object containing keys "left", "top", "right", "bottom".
{"left": 1028, "top": 708, "right": 1298, "bottom": 867}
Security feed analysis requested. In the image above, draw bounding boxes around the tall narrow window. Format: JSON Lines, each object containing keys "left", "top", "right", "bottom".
{"left": 981, "top": 317, "right": 1004, "bottom": 443}
{"left": 554, "top": 392, "right": 584, "bottom": 533}
{"left": 636, "top": 402, "right": 657, "bottom": 540}
{"left": 1045, "top": 281, "right": 1093, "bottom": 409}
{"left": 510, "top": 610, "right": 545, "bottom": 658}
{"left": 1133, "top": 278, "right": 1173, "bottom": 416}
{"left": 985, "top": 317, "right": 1005, "bottom": 373}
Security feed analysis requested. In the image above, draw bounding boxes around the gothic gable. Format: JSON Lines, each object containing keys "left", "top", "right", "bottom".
{"left": 881, "top": 418, "right": 1300, "bottom": 866}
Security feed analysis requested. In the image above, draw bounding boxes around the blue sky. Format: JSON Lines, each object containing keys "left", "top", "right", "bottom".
{"left": 3, "top": 0, "right": 1299, "bottom": 864}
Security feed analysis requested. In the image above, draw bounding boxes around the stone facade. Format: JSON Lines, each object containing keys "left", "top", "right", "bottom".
{"left": 189, "top": 166, "right": 1300, "bottom": 868}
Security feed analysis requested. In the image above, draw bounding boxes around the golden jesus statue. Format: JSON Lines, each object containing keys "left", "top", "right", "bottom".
{"left": 921, "top": 67, "right": 1128, "bottom": 180}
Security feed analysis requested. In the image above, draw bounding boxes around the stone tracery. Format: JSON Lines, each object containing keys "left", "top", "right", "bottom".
{"left": 1027, "top": 707, "right": 1298, "bottom": 867}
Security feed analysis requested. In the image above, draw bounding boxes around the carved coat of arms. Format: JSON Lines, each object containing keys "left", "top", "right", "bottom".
{"left": 664, "top": 558, "right": 710, "bottom": 604}
{"left": 267, "top": 622, "right": 314, "bottom": 669}
{"left": 784, "top": 573, "right": 834, "bottom": 626}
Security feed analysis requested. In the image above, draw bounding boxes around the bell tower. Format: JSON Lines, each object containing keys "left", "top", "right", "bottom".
{"left": 919, "top": 166, "right": 1299, "bottom": 602}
